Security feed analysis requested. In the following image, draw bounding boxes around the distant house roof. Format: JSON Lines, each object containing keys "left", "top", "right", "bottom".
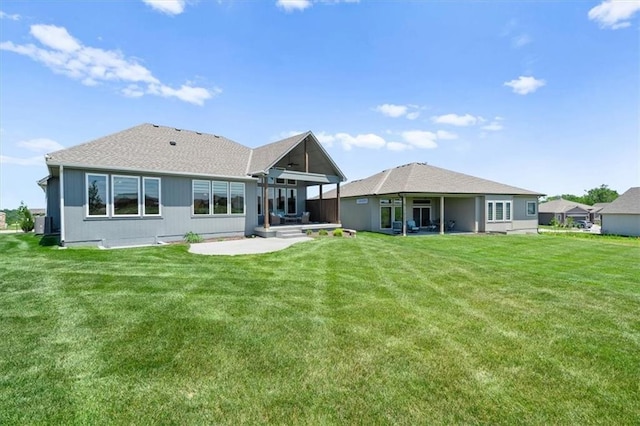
{"left": 538, "top": 198, "right": 593, "bottom": 214}
{"left": 45, "top": 123, "right": 345, "bottom": 181}
{"left": 320, "top": 162, "right": 542, "bottom": 198}
{"left": 599, "top": 187, "right": 640, "bottom": 215}
{"left": 591, "top": 202, "right": 610, "bottom": 213}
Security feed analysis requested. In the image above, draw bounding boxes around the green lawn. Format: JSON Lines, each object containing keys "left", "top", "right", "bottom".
{"left": 1, "top": 233, "right": 638, "bottom": 424}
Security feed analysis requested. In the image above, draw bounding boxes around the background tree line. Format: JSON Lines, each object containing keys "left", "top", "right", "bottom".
{"left": 543, "top": 184, "right": 619, "bottom": 205}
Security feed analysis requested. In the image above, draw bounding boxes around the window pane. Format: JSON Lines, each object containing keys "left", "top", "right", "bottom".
{"left": 527, "top": 202, "right": 536, "bottom": 215}
{"left": 506, "top": 202, "right": 512, "bottom": 221}
{"left": 144, "top": 178, "right": 160, "bottom": 215}
{"left": 495, "top": 202, "right": 504, "bottom": 221}
{"left": 257, "top": 187, "right": 262, "bottom": 216}
{"left": 230, "top": 182, "right": 245, "bottom": 214}
{"left": 487, "top": 202, "right": 493, "bottom": 221}
{"left": 380, "top": 206, "right": 391, "bottom": 229}
{"left": 287, "top": 188, "right": 297, "bottom": 215}
{"left": 193, "top": 180, "right": 210, "bottom": 215}
{"left": 87, "top": 174, "right": 108, "bottom": 216}
{"left": 394, "top": 206, "right": 403, "bottom": 221}
{"left": 213, "top": 181, "right": 229, "bottom": 214}
{"left": 268, "top": 188, "right": 274, "bottom": 213}
{"left": 276, "top": 188, "right": 286, "bottom": 213}
{"left": 113, "top": 176, "right": 139, "bottom": 216}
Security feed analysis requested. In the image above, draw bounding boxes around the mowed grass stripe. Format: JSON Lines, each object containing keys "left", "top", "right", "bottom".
{"left": 0, "top": 232, "right": 638, "bottom": 424}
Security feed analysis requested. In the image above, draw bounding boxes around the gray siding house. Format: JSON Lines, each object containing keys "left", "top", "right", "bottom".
{"left": 319, "top": 162, "right": 542, "bottom": 235}
{"left": 599, "top": 187, "right": 640, "bottom": 237}
{"left": 538, "top": 198, "right": 594, "bottom": 225}
{"left": 41, "top": 124, "right": 346, "bottom": 246}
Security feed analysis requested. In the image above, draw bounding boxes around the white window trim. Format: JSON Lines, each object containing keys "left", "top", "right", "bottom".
{"left": 192, "top": 179, "right": 211, "bottom": 215}
{"left": 112, "top": 175, "right": 141, "bottom": 217}
{"left": 487, "top": 200, "right": 512, "bottom": 222}
{"left": 143, "top": 177, "right": 162, "bottom": 217}
{"left": 86, "top": 173, "right": 109, "bottom": 218}
{"left": 526, "top": 201, "right": 537, "bottom": 217}
{"left": 230, "top": 182, "right": 246, "bottom": 215}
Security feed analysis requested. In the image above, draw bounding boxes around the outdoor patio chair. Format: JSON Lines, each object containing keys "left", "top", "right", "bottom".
{"left": 269, "top": 212, "right": 281, "bottom": 225}
{"left": 406, "top": 220, "right": 419, "bottom": 233}
{"left": 447, "top": 220, "right": 456, "bottom": 231}
{"left": 299, "top": 211, "right": 310, "bottom": 224}
{"left": 392, "top": 221, "right": 403, "bottom": 234}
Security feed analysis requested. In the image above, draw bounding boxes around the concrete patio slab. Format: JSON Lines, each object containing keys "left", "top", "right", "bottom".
{"left": 189, "top": 236, "right": 312, "bottom": 256}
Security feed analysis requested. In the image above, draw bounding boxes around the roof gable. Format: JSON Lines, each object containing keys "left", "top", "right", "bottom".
{"left": 599, "top": 187, "right": 640, "bottom": 214}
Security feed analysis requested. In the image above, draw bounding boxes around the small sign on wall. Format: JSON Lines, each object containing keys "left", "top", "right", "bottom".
{"left": 356, "top": 198, "right": 368, "bottom": 205}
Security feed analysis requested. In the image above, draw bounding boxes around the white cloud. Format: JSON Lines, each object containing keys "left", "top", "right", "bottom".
{"left": 387, "top": 142, "right": 413, "bottom": 151}
{"left": 0, "top": 155, "right": 43, "bottom": 166}
{"left": 512, "top": 34, "right": 532, "bottom": 48}
{"left": 375, "top": 104, "right": 408, "bottom": 118}
{"left": 401, "top": 130, "right": 438, "bottom": 149}
{"left": 588, "top": 0, "right": 640, "bottom": 29}
{"left": 374, "top": 103, "right": 421, "bottom": 120}
{"left": 435, "top": 130, "right": 458, "bottom": 140}
{"left": 276, "top": 0, "right": 313, "bottom": 12}
{"left": 481, "top": 122, "right": 504, "bottom": 131}
{"left": 431, "top": 113, "right": 479, "bottom": 126}
{"left": 504, "top": 76, "right": 546, "bottom": 95}
{"left": 0, "top": 10, "right": 20, "bottom": 20}
{"left": 335, "top": 133, "right": 386, "bottom": 151}
{"left": 315, "top": 131, "right": 336, "bottom": 147}
{"left": 276, "top": 0, "right": 359, "bottom": 12}
{"left": 0, "top": 24, "right": 217, "bottom": 105}
{"left": 142, "top": 0, "right": 187, "bottom": 15}
{"left": 17, "top": 138, "right": 64, "bottom": 153}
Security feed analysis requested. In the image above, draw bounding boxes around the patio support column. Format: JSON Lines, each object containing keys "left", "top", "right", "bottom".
{"left": 474, "top": 196, "right": 480, "bottom": 233}
{"left": 440, "top": 195, "right": 445, "bottom": 234}
{"left": 336, "top": 183, "right": 341, "bottom": 224}
{"left": 319, "top": 184, "right": 324, "bottom": 222}
{"left": 59, "top": 165, "right": 65, "bottom": 245}
{"left": 263, "top": 176, "right": 270, "bottom": 229}
{"left": 402, "top": 195, "right": 407, "bottom": 236}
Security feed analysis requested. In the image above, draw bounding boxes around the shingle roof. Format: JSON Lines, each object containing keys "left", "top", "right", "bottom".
{"left": 46, "top": 123, "right": 252, "bottom": 177}
{"left": 321, "top": 162, "right": 541, "bottom": 198}
{"left": 538, "top": 198, "right": 594, "bottom": 214}
{"left": 599, "top": 187, "right": 640, "bottom": 215}
{"left": 46, "top": 124, "right": 342, "bottom": 181}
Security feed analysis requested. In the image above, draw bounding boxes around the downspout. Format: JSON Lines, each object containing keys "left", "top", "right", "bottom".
{"left": 59, "top": 165, "right": 65, "bottom": 246}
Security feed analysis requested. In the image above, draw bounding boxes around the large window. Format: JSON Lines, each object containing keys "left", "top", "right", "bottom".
{"left": 527, "top": 201, "right": 537, "bottom": 216}
{"left": 276, "top": 188, "right": 286, "bottom": 213}
{"left": 86, "top": 173, "right": 108, "bottom": 217}
{"left": 230, "top": 182, "right": 245, "bottom": 214}
{"left": 193, "top": 180, "right": 211, "bottom": 215}
{"left": 112, "top": 175, "right": 140, "bottom": 216}
{"left": 257, "top": 187, "right": 263, "bottom": 216}
{"left": 213, "top": 181, "right": 229, "bottom": 214}
{"left": 487, "top": 200, "right": 512, "bottom": 222}
{"left": 286, "top": 188, "right": 297, "bottom": 215}
{"left": 143, "top": 177, "right": 161, "bottom": 216}
{"left": 380, "top": 199, "right": 402, "bottom": 229}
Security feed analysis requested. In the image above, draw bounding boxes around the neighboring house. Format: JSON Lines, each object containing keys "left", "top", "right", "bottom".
{"left": 40, "top": 123, "right": 346, "bottom": 246}
{"left": 315, "top": 162, "right": 542, "bottom": 235}
{"left": 591, "top": 202, "right": 610, "bottom": 224}
{"left": 30, "top": 208, "right": 46, "bottom": 217}
{"left": 599, "top": 187, "right": 640, "bottom": 237}
{"left": 0, "top": 212, "right": 5, "bottom": 230}
{"left": 538, "top": 198, "right": 594, "bottom": 225}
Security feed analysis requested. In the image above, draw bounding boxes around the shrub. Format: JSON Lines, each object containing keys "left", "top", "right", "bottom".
{"left": 305, "top": 229, "right": 313, "bottom": 236}
{"left": 318, "top": 229, "right": 328, "bottom": 236}
{"left": 549, "top": 217, "right": 560, "bottom": 228}
{"left": 565, "top": 217, "right": 574, "bottom": 228}
{"left": 333, "top": 228, "right": 343, "bottom": 237}
{"left": 184, "top": 231, "right": 203, "bottom": 243}
{"left": 17, "top": 202, "right": 34, "bottom": 233}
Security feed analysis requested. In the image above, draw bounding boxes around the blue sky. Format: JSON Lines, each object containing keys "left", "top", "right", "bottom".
{"left": 1, "top": 0, "right": 638, "bottom": 209}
